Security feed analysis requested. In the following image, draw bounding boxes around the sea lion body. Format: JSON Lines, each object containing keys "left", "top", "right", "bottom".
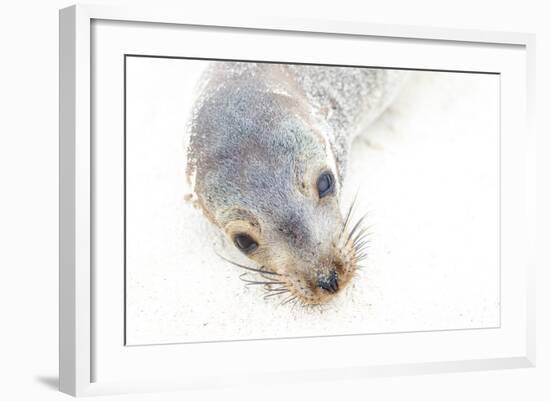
{"left": 186, "top": 62, "right": 406, "bottom": 305}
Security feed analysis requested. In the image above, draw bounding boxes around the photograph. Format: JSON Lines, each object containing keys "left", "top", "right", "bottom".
{"left": 125, "top": 57, "right": 500, "bottom": 345}
{"left": 0, "top": 0, "right": 544, "bottom": 399}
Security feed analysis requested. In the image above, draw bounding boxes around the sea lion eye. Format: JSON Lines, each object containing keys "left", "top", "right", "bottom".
{"left": 317, "top": 171, "right": 335, "bottom": 198}
{"left": 234, "top": 233, "right": 258, "bottom": 253}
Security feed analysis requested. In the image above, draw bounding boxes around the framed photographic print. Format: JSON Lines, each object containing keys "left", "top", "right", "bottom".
{"left": 59, "top": 4, "right": 536, "bottom": 396}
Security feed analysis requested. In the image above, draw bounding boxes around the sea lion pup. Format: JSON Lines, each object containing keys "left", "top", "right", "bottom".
{"left": 186, "top": 62, "right": 406, "bottom": 305}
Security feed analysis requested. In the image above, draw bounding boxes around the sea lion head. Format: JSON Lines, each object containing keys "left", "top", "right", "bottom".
{"left": 187, "top": 74, "right": 366, "bottom": 305}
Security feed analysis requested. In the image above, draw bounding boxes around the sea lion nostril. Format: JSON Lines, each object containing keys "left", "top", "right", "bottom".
{"left": 318, "top": 270, "right": 339, "bottom": 293}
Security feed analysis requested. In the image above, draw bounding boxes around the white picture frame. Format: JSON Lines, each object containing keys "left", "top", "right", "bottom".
{"left": 59, "top": 4, "right": 536, "bottom": 396}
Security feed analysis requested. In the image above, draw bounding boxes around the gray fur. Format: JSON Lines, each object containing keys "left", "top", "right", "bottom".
{"left": 287, "top": 64, "right": 407, "bottom": 179}
{"left": 185, "top": 62, "right": 406, "bottom": 303}
{"left": 187, "top": 62, "right": 405, "bottom": 217}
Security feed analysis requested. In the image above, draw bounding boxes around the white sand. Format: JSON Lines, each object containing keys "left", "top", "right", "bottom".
{"left": 125, "top": 58, "right": 500, "bottom": 345}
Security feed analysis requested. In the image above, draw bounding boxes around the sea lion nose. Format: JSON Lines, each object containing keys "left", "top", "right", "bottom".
{"left": 318, "top": 270, "right": 339, "bottom": 293}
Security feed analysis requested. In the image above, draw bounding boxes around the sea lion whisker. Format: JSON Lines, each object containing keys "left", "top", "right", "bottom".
{"left": 264, "top": 290, "right": 289, "bottom": 299}
{"left": 353, "top": 250, "right": 369, "bottom": 261}
{"left": 350, "top": 223, "right": 374, "bottom": 244}
{"left": 353, "top": 238, "right": 371, "bottom": 251}
{"left": 239, "top": 273, "right": 284, "bottom": 285}
{"left": 281, "top": 295, "right": 297, "bottom": 306}
{"left": 352, "top": 227, "right": 373, "bottom": 244}
{"left": 348, "top": 237, "right": 369, "bottom": 255}
{"left": 341, "top": 195, "right": 357, "bottom": 232}
{"left": 354, "top": 241, "right": 371, "bottom": 255}
{"left": 245, "top": 281, "right": 285, "bottom": 286}
{"left": 280, "top": 294, "right": 292, "bottom": 303}
{"left": 265, "top": 285, "right": 289, "bottom": 291}
{"left": 339, "top": 191, "right": 359, "bottom": 240}
{"left": 339, "top": 236, "right": 370, "bottom": 260}
{"left": 356, "top": 242, "right": 372, "bottom": 251}
{"left": 354, "top": 234, "right": 372, "bottom": 245}
{"left": 260, "top": 272, "right": 284, "bottom": 282}
{"left": 360, "top": 242, "right": 372, "bottom": 252}
{"left": 355, "top": 249, "right": 369, "bottom": 257}
{"left": 215, "top": 252, "right": 281, "bottom": 276}
{"left": 345, "top": 214, "right": 368, "bottom": 247}
{"left": 353, "top": 234, "right": 372, "bottom": 248}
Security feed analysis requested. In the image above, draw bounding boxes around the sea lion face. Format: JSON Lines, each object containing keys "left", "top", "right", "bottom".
{"left": 217, "top": 164, "right": 358, "bottom": 305}
{"left": 188, "top": 80, "right": 363, "bottom": 305}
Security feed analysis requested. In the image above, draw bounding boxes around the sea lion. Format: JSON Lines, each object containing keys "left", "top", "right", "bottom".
{"left": 186, "top": 62, "right": 406, "bottom": 305}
